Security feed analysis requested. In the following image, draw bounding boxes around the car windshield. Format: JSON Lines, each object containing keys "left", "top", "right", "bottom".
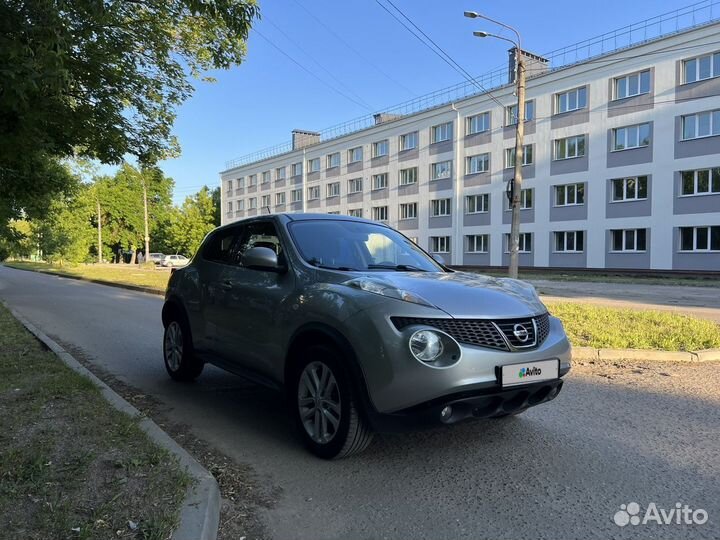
{"left": 289, "top": 219, "right": 444, "bottom": 272}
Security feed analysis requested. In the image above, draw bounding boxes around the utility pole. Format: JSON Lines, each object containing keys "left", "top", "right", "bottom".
{"left": 509, "top": 54, "right": 526, "bottom": 279}
{"left": 96, "top": 197, "right": 103, "bottom": 264}
{"left": 142, "top": 180, "right": 150, "bottom": 260}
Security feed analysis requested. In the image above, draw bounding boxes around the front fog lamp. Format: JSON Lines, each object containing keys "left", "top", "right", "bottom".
{"left": 410, "top": 330, "right": 444, "bottom": 363}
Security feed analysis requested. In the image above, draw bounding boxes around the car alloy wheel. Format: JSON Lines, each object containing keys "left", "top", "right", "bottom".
{"left": 164, "top": 320, "right": 183, "bottom": 372}
{"left": 297, "top": 361, "right": 342, "bottom": 444}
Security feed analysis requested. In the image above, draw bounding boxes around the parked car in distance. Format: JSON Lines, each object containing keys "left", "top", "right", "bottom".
{"left": 162, "top": 214, "right": 572, "bottom": 459}
{"left": 148, "top": 253, "right": 165, "bottom": 265}
{"left": 161, "top": 254, "right": 189, "bottom": 268}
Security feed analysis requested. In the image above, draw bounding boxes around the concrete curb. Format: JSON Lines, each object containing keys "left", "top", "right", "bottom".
{"left": 3, "top": 302, "right": 220, "bottom": 540}
{"left": 573, "top": 345, "right": 720, "bottom": 362}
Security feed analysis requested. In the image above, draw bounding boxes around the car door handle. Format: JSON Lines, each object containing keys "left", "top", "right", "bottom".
{"left": 220, "top": 280, "right": 233, "bottom": 290}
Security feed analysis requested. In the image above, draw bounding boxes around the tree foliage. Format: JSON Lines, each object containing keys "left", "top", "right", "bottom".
{"left": 0, "top": 0, "right": 259, "bottom": 222}
{"left": 159, "top": 186, "right": 218, "bottom": 257}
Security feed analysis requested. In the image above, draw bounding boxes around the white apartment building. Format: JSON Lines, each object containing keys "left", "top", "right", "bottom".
{"left": 220, "top": 19, "right": 720, "bottom": 271}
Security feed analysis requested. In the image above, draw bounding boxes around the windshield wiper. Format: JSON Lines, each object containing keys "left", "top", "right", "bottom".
{"left": 308, "top": 259, "right": 358, "bottom": 271}
{"left": 367, "top": 264, "right": 428, "bottom": 272}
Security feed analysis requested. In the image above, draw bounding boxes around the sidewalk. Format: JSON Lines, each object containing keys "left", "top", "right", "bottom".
{"left": 532, "top": 279, "right": 720, "bottom": 323}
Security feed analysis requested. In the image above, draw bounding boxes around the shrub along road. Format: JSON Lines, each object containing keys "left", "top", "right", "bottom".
{"left": 0, "top": 264, "right": 719, "bottom": 540}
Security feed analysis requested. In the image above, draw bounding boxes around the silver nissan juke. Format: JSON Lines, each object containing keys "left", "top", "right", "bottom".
{"left": 162, "top": 214, "right": 572, "bottom": 459}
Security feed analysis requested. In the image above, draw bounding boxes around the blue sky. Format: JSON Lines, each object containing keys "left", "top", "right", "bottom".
{"left": 156, "top": 0, "right": 694, "bottom": 202}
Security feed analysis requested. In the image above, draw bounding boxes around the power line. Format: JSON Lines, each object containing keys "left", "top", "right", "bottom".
{"left": 251, "top": 28, "right": 374, "bottom": 112}
{"left": 374, "top": 0, "right": 507, "bottom": 110}
{"left": 289, "top": 0, "right": 418, "bottom": 97}
{"left": 262, "top": 15, "right": 376, "bottom": 111}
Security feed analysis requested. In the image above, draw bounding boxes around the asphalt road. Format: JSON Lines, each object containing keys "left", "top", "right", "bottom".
{"left": 1, "top": 265, "right": 719, "bottom": 540}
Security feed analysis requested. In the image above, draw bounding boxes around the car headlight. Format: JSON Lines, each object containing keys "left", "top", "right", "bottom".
{"left": 409, "top": 330, "right": 444, "bottom": 362}
{"left": 344, "top": 278, "right": 436, "bottom": 308}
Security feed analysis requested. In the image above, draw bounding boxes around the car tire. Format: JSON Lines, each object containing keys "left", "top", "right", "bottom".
{"left": 291, "top": 344, "right": 374, "bottom": 459}
{"left": 163, "top": 316, "right": 203, "bottom": 382}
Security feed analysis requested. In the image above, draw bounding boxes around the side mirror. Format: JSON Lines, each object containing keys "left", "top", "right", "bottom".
{"left": 241, "top": 246, "right": 285, "bottom": 273}
{"left": 432, "top": 254, "right": 446, "bottom": 266}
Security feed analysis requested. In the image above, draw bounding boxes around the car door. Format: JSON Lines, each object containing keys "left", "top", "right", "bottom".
{"left": 216, "top": 219, "right": 295, "bottom": 379}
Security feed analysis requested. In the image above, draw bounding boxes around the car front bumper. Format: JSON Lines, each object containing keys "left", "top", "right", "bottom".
{"left": 343, "top": 304, "right": 572, "bottom": 416}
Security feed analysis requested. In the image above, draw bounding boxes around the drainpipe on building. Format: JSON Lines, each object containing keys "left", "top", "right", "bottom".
{"left": 451, "top": 103, "right": 462, "bottom": 266}
{"left": 302, "top": 147, "right": 307, "bottom": 213}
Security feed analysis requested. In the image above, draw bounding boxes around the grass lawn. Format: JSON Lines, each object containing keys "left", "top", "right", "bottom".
{"left": 4, "top": 261, "right": 169, "bottom": 293}
{"left": 546, "top": 301, "right": 720, "bottom": 351}
{"left": 0, "top": 304, "right": 189, "bottom": 539}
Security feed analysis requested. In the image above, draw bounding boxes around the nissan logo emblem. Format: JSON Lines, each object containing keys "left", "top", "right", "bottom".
{"left": 513, "top": 323, "right": 530, "bottom": 342}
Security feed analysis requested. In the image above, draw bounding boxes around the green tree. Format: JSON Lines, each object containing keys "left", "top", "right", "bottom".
{"left": 161, "top": 186, "right": 218, "bottom": 256}
{"left": 0, "top": 0, "right": 259, "bottom": 223}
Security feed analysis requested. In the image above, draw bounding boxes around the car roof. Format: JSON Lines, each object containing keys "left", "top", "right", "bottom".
{"left": 213, "top": 213, "right": 382, "bottom": 233}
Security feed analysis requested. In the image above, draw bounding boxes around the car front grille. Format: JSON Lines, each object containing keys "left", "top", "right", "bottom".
{"left": 391, "top": 312, "right": 550, "bottom": 351}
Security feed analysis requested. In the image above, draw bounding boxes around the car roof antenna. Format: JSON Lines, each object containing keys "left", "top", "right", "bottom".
{"left": 263, "top": 205, "right": 271, "bottom": 214}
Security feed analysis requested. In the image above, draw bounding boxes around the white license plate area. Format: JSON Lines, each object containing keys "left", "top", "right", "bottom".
{"left": 500, "top": 359, "right": 559, "bottom": 387}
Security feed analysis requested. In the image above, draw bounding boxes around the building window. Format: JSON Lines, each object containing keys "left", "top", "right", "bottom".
{"left": 612, "top": 176, "right": 648, "bottom": 201}
{"left": 683, "top": 51, "right": 720, "bottom": 83}
{"left": 262, "top": 171, "right": 271, "bottom": 184}
{"left": 466, "top": 234, "right": 489, "bottom": 253}
{"left": 611, "top": 229, "right": 647, "bottom": 252}
{"left": 372, "top": 173, "right": 388, "bottom": 190}
{"left": 237, "top": 199, "right": 245, "bottom": 211}
{"left": 348, "top": 208, "right": 363, "bottom": 217}
{"left": 248, "top": 174, "right": 257, "bottom": 187}
{"left": 431, "top": 122, "right": 452, "bottom": 143}
{"left": 249, "top": 197, "right": 257, "bottom": 210}
{"left": 291, "top": 188, "right": 302, "bottom": 203}
{"left": 275, "top": 167, "right": 286, "bottom": 180}
{"left": 465, "top": 193, "right": 489, "bottom": 214}
{"left": 467, "top": 112, "right": 490, "bottom": 135}
{"left": 227, "top": 201, "right": 233, "bottom": 213}
{"left": 237, "top": 177, "right": 245, "bottom": 188}
{"left": 307, "top": 185, "right": 320, "bottom": 200}
{"left": 554, "top": 135, "right": 586, "bottom": 160}
{"left": 505, "top": 188, "right": 533, "bottom": 210}
{"left": 554, "top": 183, "right": 585, "bottom": 206}
{"left": 275, "top": 192, "right": 286, "bottom": 206}
{"left": 554, "top": 231, "right": 585, "bottom": 252}
{"left": 291, "top": 162, "right": 303, "bottom": 176}
{"left": 614, "top": 70, "right": 651, "bottom": 99}
{"left": 399, "top": 167, "right": 418, "bottom": 185}
{"left": 430, "top": 236, "right": 450, "bottom": 253}
{"left": 326, "top": 182, "right": 340, "bottom": 198}
{"left": 506, "top": 100, "right": 534, "bottom": 125}
{"left": 226, "top": 179, "right": 233, "bottom": 194}
{"left": 505, "top": 233, "right": 532, "bottom": 253}
{"left": 430, "top": 160, "right": 452, "bottom": 180}
{"left": 260, "top": 195, "right": 271, "bottom": 208}
{"left": 372, "top": 205, "right": 388, "bottom": 222}
{"left": 348, "top": 177, "right": 363, "bottom": 193}
{"left": 399, "top": 131, "right": 418, "bottom": 151}
{"left": 681, "top": 168, "right": 720, "bottom": 196}
{"left": 308, "top": 158, "right": 320, "bottom": 173}
{"left": 466, "top": 153, "right": 490, "bottom": 174}
{"left": 327, "top": 211, "right": 340, "bottom": 215}
{"left": 555, "top": 86, "right": 587, "bottom": 114}
{"left": 372, "top": 139, "right": 389, "bottom": 157}
{"left": 430, "top": 198, "right": 451, "bottom": 217}
{"left": 681, "top": 110, "right": 720, "bottom": 140}
{"left": 327, "top": 152, "right": 340, "bottom": 169}
{"left": 348, "top": 146, "right": 363, "bottom": 163}
{"left": 680, "top": 226, "right": 720, "bottom": 251}
{"left": 612, "top": 123, "right": 651, "bottom": 151}
{"left": 399, "top": 202, "right": 418, "bottom": 220}
{"left": 505, "top": 145, "right": 533, "bottom": 168}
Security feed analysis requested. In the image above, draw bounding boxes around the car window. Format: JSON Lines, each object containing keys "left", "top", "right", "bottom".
{"left": 202, "top": 226, "right": 243, "bottom": 265}
{"left": 235, "top": 221, "right": 285, "bottom": 266}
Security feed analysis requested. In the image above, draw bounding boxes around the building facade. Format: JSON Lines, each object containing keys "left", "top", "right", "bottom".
{"left": 220, "top": 21, "right": 720, "bottom": 271}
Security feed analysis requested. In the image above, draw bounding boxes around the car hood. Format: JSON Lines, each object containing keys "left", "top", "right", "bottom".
{"left": 373, "top": 271, "right": 546, "bottom": 319}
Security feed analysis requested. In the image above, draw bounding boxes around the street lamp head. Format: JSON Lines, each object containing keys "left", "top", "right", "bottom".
{"left": 464, "top": 11, "right": 479, "bottom": 18}
{"left": 472, "top": 30, "right": 490, "bottom": 38}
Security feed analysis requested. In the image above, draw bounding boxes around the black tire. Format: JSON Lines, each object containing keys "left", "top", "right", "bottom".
{"left": 163, "top": 315, "right": 204, "bottom": 382}
{"left": 290, "top": 344, "right": 373, "bottom": 459}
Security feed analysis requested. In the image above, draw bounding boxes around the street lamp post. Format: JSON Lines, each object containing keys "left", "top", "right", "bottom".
{"left": 466, "top": 12, "right": 525, "bottom": 279}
